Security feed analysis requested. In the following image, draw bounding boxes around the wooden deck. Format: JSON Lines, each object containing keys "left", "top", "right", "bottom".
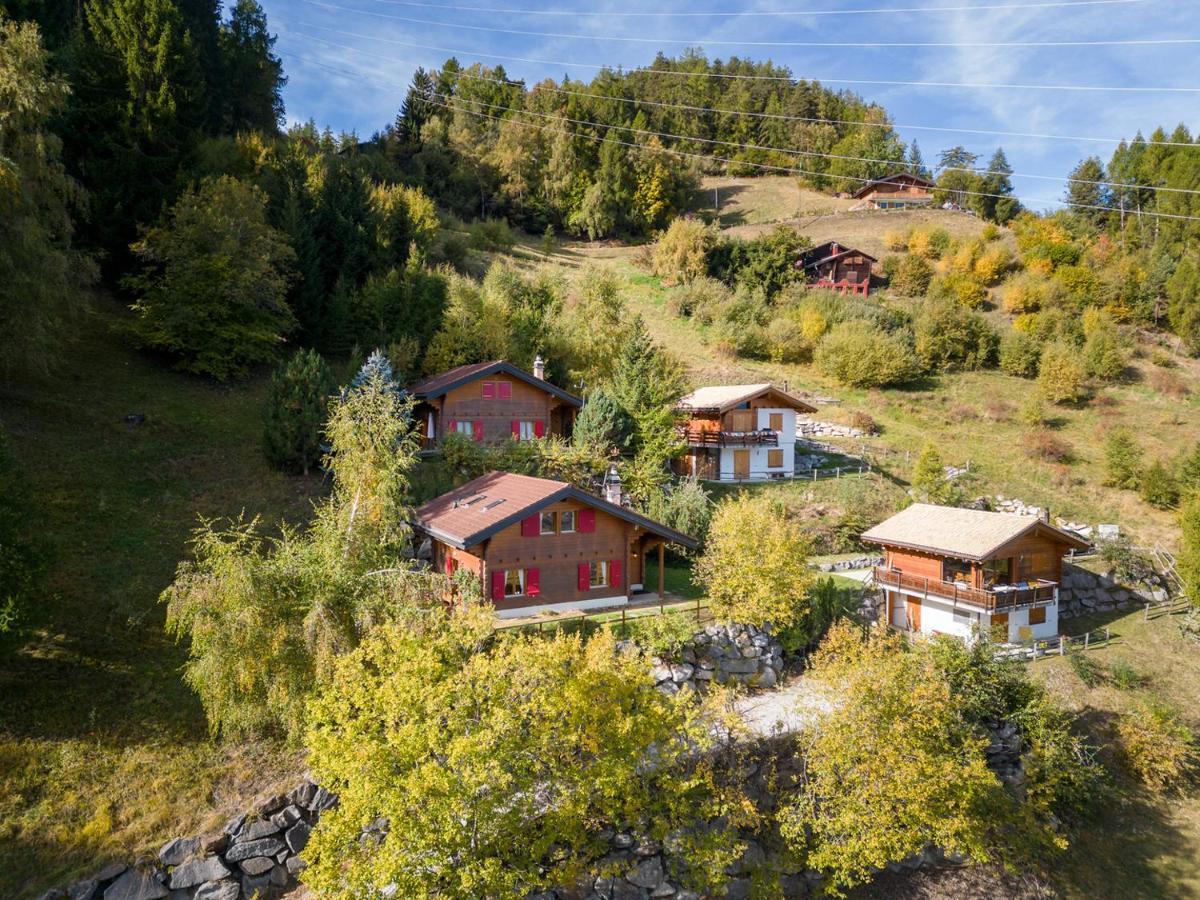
{"left": 874, "top": 567, "right": 1057, "bottom": 612}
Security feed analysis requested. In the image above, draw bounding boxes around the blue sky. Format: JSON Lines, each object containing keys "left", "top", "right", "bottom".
{"left": 260, "top": 0, "right": 1200, "bottom": 210}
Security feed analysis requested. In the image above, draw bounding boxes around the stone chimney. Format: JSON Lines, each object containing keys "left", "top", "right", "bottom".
{"left": 533, "top": 354, "right": 546, "bottom": 380}
{"left": 604, "top": 463, "right": 623, "bottom": 506}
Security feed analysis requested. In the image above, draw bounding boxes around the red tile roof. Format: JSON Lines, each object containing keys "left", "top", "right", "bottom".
{"left": 407, "top": 361, "right": 582, "bottom": 407}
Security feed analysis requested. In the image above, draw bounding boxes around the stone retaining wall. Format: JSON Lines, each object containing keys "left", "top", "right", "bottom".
{"left": 651, "top": 623, "right": 785, "bottom": 694}
{"left": 1058, "top": 562, "right": 1148, "bottom": 619}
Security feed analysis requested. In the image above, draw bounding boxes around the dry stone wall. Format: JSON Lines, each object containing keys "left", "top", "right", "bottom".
{"left": 650, "top": 623, "right": 785, "bottom": 693}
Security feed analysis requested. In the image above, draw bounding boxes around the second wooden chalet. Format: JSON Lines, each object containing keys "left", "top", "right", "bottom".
{"left": 673, "top": 384, "right": 816, "bottom": 482}
{"left": 850, "top": 172, "right": 934, "bottom": 211}
{"left": 796, "top": 241, "right": 877, "bottom": 296}
{"left": 863, "top": 504, "right": 1089, "bottom": 643}
{"left": 408, "top": 358, "right": 581, "bottom": 450}
{"left": 415, "top": 472, "right": 697, "bottom": 618}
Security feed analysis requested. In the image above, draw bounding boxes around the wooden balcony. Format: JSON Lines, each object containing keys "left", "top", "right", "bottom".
{"left": 874, "top": 567, "right": 1057, "bottom": 612}
{"left": 679, "top": 427, "right": 779, "bottom": 447}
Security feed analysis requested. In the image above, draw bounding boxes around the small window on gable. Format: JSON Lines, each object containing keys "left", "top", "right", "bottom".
{"left": 497, "top": 381, "right": 512, "bottom": 400}
{"left": 769, "top": 413, "right": 783, "bottom": 432}
{"left": 481, "top": 381, "right": 495, "bottom": 400}
{"left": 559, "top": 510, "right": 576, "bottom": 533}
{"left": 540, "top": 511, "right": 556, "bottom": 535}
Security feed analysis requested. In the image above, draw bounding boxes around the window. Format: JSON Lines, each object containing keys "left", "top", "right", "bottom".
{"left": 588, "top": 560, "right": 609, "bottom": 588}
{"left": 504, "top": 568, "right": 526, "bottom": 597}
{"left": 953, "top": 609, "right": 973, "bottom": 627}
{"left": 1029, "top": 606, "right": 1047, "bottom": 626}
{"left": 497, "top": 381, "right": 512, "bottom": 400}
{"left": 943, "top": 559, "right": 972, "bottom": 584}
{"left": 481, "top": 381, "right": 496, "bottom": 400}
{"left": 519, "top": 420, "right": 537, "bottom": 440}
{"left": 769, "top": 413, "right": 783, "bottom": 433}
{"left": 767, "top": 449, "right": 784, "bottom": 468}
{"left": 451, "top": 420, "right": 474, "bottom": 436}
{"left": 560, "top": 510, "right": 576, "bottom": 533}
{"left": 540, "top": 511, "right": 556, "bottom": 535}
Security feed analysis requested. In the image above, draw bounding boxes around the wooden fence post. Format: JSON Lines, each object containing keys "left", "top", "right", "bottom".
{"left": 1059, "top": 635, "right": 1065, "bottom": 656}
{"left": 1105, "top": 627, "right": 1111, "bottom": 646}
{"left": 1084, "top": 631, "right": 1090, "bottom": 651}
{"left": 1144, "top": 603, "right": 1150, "bottom": 622}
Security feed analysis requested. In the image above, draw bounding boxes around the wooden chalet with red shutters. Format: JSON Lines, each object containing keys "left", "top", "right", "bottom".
{"left": 796, "top": 241, "right": 877, "bottom": 296}
{"left": 415, "top": 472, "right": 697, "bottom": 618}
{"left": 863, "top": 504, "right": 1089, "bottom": 643}
{"left": 850, "top": 172, "right": 935, "bottom": 210}
{"left": 407, "top": 358, "right": 581, "bottom": 451}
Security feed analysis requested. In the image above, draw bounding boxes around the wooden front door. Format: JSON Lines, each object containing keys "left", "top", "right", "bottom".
{"left": 733, "top": 450, "right": 750, "bottom": 479}
{"left": 905, "top": 597, "right": 922, "bottom": 632}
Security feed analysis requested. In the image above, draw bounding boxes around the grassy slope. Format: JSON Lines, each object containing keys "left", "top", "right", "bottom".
{"left": 0, "top": 301, "right": 319, "bottom": 897}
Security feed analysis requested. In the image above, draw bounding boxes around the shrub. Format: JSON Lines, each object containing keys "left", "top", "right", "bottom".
{"left": 1150, "top": 348, "right": 1176, "bottom": 368}
{"left": 1019, "top": 394, "right": 1047, "bottom": 428}
{"left": 696, "top": 494, "right": 814, "bottom": 631}
{"left": 1180, "top": 495, "right": 1200, "bottom": 610}
{"left": 1001, "top": 272, "right": 1050, "bottom": 314}
{"left": 889, "top": 254, "right": 935, "bottom": 296}
{"left": 883, "top": 228, "right": 909, "bottom": 251}
{"left": 467, "top": 217, "right": 515, "bottom": 251}
{"left": 1026, "top": 429, "right": 1073, "bottom": 463}
{"left": 1083, "top": 328, "right": 1126, "bottom": 381}
{"left": 846, "top": 410, "right": 880, "bottom": 435}
{"left": 931, "top": 272, "right": 988, "bottom": 308}
{"left": 667, "top": 275, "right": 729, "bottom": 321}
{"left": 1149, "top": 367, "right": 1190, "bottom": 398}
{"left": 640, "top": 477, "right": 713, "bottom": 553}
{"left": 974, "top": 246, "right": 1013, "bottom": 285}
{"left": 572, "top": 387, "right": 635, "bottom": 454}
{"left": 1037, "top": 342, "right": 1087, "bottom": 404}
{"left": 999, "top": 330, "right": 1042, "bottom": 378}
{"left": 1067, "top": 651, "right": 1105, "bottom": 687}
{"left": 0, "top": 428, "right": 45, "bottom": 645}
{"left": 1103, "top": 428, "right": 1142, "bottom": 490}
{"left": 262, "top": 349, "right": 336, "bottom": 475}
{"left": 1140, "top": 460, "right": 1179, "bottom": 509}
{"left": 652, "top": 216, "right": 714, "bottom": 284}
{"left": 1109, "top": 659, "right": 1141, "bottom": 690}
{"left": 914, "top": 298, "right": 999, "bottom": 373}
{"left": 624, "top": 609, "right": 699, "bottom": 657}
{"left": 707, "top": 227, "right": 807, "bottom": 297}
{"left": 1117, "top": 703, "right": 1197, "bottom": 791}
{"left": 816, "top": 321, "right": 920, "bottom": 388}
{"left": 912, "top": 442, "right": 960, "bottom": 504}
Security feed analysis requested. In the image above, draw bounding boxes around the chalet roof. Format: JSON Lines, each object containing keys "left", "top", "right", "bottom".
{"left": 408, "top": 361, "right": 582, "bottom": 407}
{"left": 861, "top": 503, "right": 1090, "bottom": 562}
{"left": 797, "top": 241, "right": 878, "bottom": 271}
{"left": 675, "top": 384, "right": 817, "bottom": 415}
{"left": 415, "top": 471, "right": 698, "bottom": 551}
{"left": 851, "top": 171, "right": 935, "bottom": 199}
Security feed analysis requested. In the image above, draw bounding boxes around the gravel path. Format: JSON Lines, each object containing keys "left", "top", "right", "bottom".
{"left": 733, "top": 675, "right": 834, "bottom": 739}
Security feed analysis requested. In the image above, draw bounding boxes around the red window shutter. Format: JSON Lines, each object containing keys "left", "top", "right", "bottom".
{"left": 521, "top": 514, "right": 540, "bottom": 537}
{"left": 610, "top": 559, "right": 622, "bottom": 588}
{"left": 578, "top": 562, "right": 590, "bottom": 591}
{"left": 527, "top": 568, "right": 540, "bottom": 596}
{"left": 445, "top": 554, "right": 456, "bottom": 577}
{"left": 448, "top": 418, "right": 458, "bottom": 434}
{"left": 511, "top": 420, "right": 521, "bottom": 438}
{"left": 578, "top": 509, "right": 596, "bottom": 533}
{"left": 481, "top": 381, "right": 495, "bottom": 400}
{"left": 472, "top": 420, "right": 484, "bottom": 442}
{"left": 498, "top": 381, "right": 512, "bottom": 400}
{"left": 491, "top": 570, "right": 505, "bottom": 602}
{"left": 534, "top": 420, "right": 545, "bottom": 438}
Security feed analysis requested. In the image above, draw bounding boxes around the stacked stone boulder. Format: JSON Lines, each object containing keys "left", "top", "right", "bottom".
{"left": 42, "top": 780, "right": 335, "bottom": 900}
{"left": 1058, "top": 563, "right": 1150, "bottom": 619}
{"left": 796, "top": 419, "right": 871, "bottom": 439}
{"left": 651, "top": 623, "right": 784, "bottom": 694}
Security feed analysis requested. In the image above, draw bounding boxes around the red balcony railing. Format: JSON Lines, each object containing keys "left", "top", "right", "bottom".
{"left": 874, "top": 567, "right": 1057, "bottom": 612}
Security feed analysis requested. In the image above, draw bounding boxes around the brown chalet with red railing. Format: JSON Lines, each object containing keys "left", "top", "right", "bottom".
{"left": 862, "top": 503, "right": 1090, "bottom": 643}
{"left": 415, "top": 472, "right": 697, "bottom": 618}
{"left": 796, "top": 241, "right": 878, "bottom": 296}
{"left": 408, "top": 358, "right": 581, "bottom": 451}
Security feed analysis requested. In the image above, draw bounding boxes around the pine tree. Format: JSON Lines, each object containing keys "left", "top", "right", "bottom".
{"left": 1139, "top": 460, "right": 1179, "bottom": 510}
{"left": 263, "top": 349, "right": 336, "bottom": 475}
{"left": 1179, "top": 494, "right": 1200, "bottom": 609}
{"left": 572, "top": 388, "right": 635, "bottom": 454}
{"left": 394, "top": 67, "right": 434, "bottom": 150}
{"left": 1065, "top": 157, "right": 1111, "bottom": 226}
{"left": 907, "top": 141, "right": 930, "bottom": 180}
{"left": 1166, "top": 257, "right": 1200, "bottom": 355}
{"left": 978, "top": 148, "right": 1019, "bottom": 224}
{"left": 219, "top": 0, "right": 285, "bottom": 133}
{"left": 911, "top": 443, "right": 958, "bottom": 504}
{"left": 1103, "top": 428, "right": 1143, "bottom": 490}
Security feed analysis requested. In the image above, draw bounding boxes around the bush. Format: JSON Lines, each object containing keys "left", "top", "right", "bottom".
{"left": 889, "top": 254, "right": 935, "bottom": 296}
{"left": 912, "top": 442, "right": 960, "bottom": 504}
{"left": 0, "top": 428, "right": 45, "bottom": 644}
{"left": 624, "top": 609, "right": 699, "bottom": 657}
{"left": 467, "top": 217, "right": 515, "bottom": 251}
{"left": 931, "top": 272, "right": 988, "bottom": 309}
{"left": 696, "top": 494, "right": 814, "bottom": 630}
{"left": 640, "top": 477, "right": 713, "bottom": 553}
{"left": 999, "top": 330, "right": 1042, "bottom": 378}
{"left": 1083, "top": 328, "right": 1127, "bottom": 381}
{"left": 973, "top": 246, "right": 1013, "bottom": 285}
{"left": 914, "top": 298, "right": 999, "bottom": 373}
{"left": 1117, "top": 702, "right": 1197, "bottom": 791}
{"left": 667, "top": 275, "right": 729, "bottom": 321}
{"left": 1037, "top": 342, "right": 1087, "bottom": 404}
{"left": 652, "top": 216, "right": 714, "bottom": 284}
{"left": 1026, "top": 429, "right": 1073, "bottom": 463}
{"left": 572, "top": 387, "right": 635, "bottom": 454}
{"left": 262, "top": 349, "right": 336, "bottom": 475}
{"left": 846, "top": 410, "right": 880, "bottom": 435}
{"left": 707, "top": 227, "right": 808, "bottom": 297}
{"left": 1019, "top": 394, "right": 1047, "bottom": 427}
{"left": 816, "top": 321, "right": 919, "bottom": 388}
{"left": 883, "top": 228, "right": 908, "bottom": 251}
{"left": 1109, "top": 659, "right": 1142, "bottom": 690}
{"left": 1067, "top": 650, "right": 1105, "bottom": 687}
{"left": 1103, "top": 427, "right": 1142, "bottom": 490}
{"left": 1001, "top": 272, "right": 1051, "bottom": 314}
{"left": 1140, "top": 460, "right": 1179, "bottom": 509}
{"left": 1180, "top": 495, "right": 1200, "bottom": 610}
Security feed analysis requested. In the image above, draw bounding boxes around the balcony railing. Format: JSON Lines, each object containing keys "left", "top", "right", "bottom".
{"left": 680, "top": 427, "right": 779, "bottom": 447}
{"left": 874, "top": 567, "right": 1057, "bottom": 612}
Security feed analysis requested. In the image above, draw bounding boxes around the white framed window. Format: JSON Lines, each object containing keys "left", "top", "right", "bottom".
{"left": 518, "top": 420, "right": 537, "bottom": 440}
{"left": 588, "top": 560, "right": 609, "bottom": 588}
{"left": 540, "top": 511, "right": 556, "bottom": 535}
{"left": 452, "top": 420, "right": 473, "bottom": 436}
{"left": 504, "top": 568, "right": 526, "bottom": 597}
{"left": 559, "top": 510, "right": 576, "bottom": 533}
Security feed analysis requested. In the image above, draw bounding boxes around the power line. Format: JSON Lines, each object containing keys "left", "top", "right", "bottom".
{"left": 287, "top": 30, "right": 1200, "bottom": 176}
{"left": 355, "top": 0, "right": 1145, "bottom": 18}
{"left": 285, "top": 27, "right": 1200, "bottom": 154}
{"left": 292, "top": 20, "right": 1200, "bottom": 94}
{"left": 289, "top": 54, "right": 1200, "bottom": 220}
{"left": 301, "top": 1, "right": 1200, "bottom": 48}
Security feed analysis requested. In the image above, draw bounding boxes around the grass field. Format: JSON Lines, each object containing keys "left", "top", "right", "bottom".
{"left": 0, "top": 300, "right": 320, "bottom": 897}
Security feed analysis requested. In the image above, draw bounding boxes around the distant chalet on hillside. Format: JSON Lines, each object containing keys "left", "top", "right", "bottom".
{"left": 850, "top": 172, "right": 935, "bottom": 211}
{"left": 796, "top": 241, "right": 878, "bottom": 296}
{"left": 673, "top": 383, "right": 816, "bottom": 483}
{"left": 415, "top": 472, "right": 697, "bottom": 618}
{"left": 408, "top": 358, "right": 581, "bottom": 451}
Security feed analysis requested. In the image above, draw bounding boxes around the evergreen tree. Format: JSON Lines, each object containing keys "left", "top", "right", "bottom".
{"left": 219, "top": 0, "right": 285, "bottom": 133}
{"left": 907, "top": 140, "right": 930, "bottom": 180}
{"left": 1179, "top": 494, "right": 1200, "bottom": 609}
{"left": 1103, "top": 427, "right": 1143, "bottom": 490}
{"left": 1065, "top": 157, "right": 1111, "bottom": 225}
{"left": 572, "top": 388, "right": 635, "bottom": 454}
{"left": 911, "top": 442, "right": 958, "bottom": 504}
{"left": 1166, "top": 257, "right": 1200, "bottom": 355}
{"left": 263, "top": 349, "right": 336, "bottom": 475}
{"left": 978, "top": 148, "right": 1020, "bottom": 224}
{"left": 394, "top": 67, "right": 434, "bottom": 150}
{"left": 1139, "top": 460, "right": 1179, "bottom": 510}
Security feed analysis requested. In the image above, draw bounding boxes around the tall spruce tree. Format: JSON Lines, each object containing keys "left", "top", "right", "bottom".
{"left": 263, "top": 348, "right": 336, "bottom": 475}
{"left": 219, "top": 0, "right": 285, "bottom": 133}
{"left": 1065, "top": 157, "right": 1111, "bottom": 225}
{"left": 978, "top": 148, "right": 1020, "bottom": 224}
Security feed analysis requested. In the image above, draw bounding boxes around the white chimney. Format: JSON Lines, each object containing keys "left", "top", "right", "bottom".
{"left": 533, "top": 354, "right": 546, "bottom": 380}
{"left": 604, "top": 463, "right": 623, "bottom": 506}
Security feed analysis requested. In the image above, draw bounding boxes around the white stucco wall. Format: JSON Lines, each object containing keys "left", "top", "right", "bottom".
{"left": 890, "top": 591, "right": 1060, "bottom": 643}
{"left": 715, "top": 407, "right": 797, "bottom": 481}
{"left": 984, "top": 603, "right": 1059, "bottom": 642}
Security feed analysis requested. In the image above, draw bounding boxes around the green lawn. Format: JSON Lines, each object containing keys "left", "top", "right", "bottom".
{"left": 0, "top": 301, "right": 319, "bottom": 897}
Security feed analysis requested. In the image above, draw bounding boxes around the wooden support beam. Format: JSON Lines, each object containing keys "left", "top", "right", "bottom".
{"left": 658, "top": 541, "right": 665, "bottom": 612}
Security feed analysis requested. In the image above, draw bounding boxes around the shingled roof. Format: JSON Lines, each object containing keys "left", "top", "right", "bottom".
{"left": 862, "top": 503, "right": 1089, "bottom": 562}
{"left": 851, "top": 171, "right": 935, "bottom": 198}
{"left": 676, "top": 384, "right": 816, "bottom": 415}
{"left": 415, "top": 472, "right": 698, "bottom": 550}
{"left": 408, "top": 361, "right": 582, "bottom": 407}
